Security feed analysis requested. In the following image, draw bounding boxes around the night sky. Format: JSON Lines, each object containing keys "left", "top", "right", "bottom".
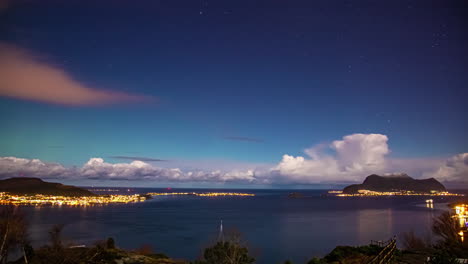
{"left": 0, "top": 0, "right": 467, "bottom": 187}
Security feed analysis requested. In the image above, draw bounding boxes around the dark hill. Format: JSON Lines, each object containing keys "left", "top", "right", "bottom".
{"left": 0, "top": 177, "right": 95, "bottom": 196}
{"left": 343, "top": 174, "right": 446, "bottom": 194}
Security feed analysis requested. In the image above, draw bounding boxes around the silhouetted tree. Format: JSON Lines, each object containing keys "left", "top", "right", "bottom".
{"left": 194, "top": 231, "right": 255, "bottom": 264}
{"left": 49, "top": 224, "right": 64, "bottom": 250}
{"left": 432, "top": 211, "right": 468, "bottom": 258}
{"left": 401, "top": 230, "right": 428, "bottom": 250}
{"left": 198, "top": 241, "right": 254, "bottom": 264}
{"left": 432, "top": 212, "right": 460, "bottom": 245}
{"left": 106, "top": 237, "right": 115, "bottom": 249}
{"left": 35, "top": 224, "right": 68, "bottom": 264}
{"left": 0, "top": 206, "right": 29, "bottom": 264}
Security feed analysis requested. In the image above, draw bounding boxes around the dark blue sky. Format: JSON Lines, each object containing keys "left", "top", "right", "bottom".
{"left": 0, "top": 0, "right": 467, "bottom": 186}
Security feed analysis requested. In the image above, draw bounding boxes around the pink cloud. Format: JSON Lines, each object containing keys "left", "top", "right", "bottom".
{"left": 0, "top": 43, "right": 154, "bottom": 105}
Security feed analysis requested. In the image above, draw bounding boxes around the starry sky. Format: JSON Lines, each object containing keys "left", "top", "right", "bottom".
{"left": 0, "top": 0, "right": 467, "bottom": 187}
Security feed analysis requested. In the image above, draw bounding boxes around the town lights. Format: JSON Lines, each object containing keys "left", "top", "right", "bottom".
{"left": 147, "top": 192, "right": 255, "bottom": 197}
{"left": 335, "top": 190, "right": 463, "bottom": 197}
{"left": 0, "top": 192, "right": 146, "bottom": 206}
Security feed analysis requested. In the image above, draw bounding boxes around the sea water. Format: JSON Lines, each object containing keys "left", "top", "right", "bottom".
{"left": 18, "top": 189, "right": 463, "bottom": 264}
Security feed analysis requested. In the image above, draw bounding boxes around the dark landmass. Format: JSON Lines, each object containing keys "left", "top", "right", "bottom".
{"left": 343, "top": 174, "right": 446, "bottom": 194}
{"left": 307, "top": 245, "right": 432, "bottom": 264}
{"left": 0, "top": 177, "right": 95, "bottom": 196}
{"left": 8, "top": 235, "right": 185, "bottom": 264}
{"left": 320, "top": 245, "right": 382, "bottom": 263}
{"left": 12, "top": 247, "right": 184, "bottom": 264}
{"left": 287, "top": 192, "right": 304, "bottom": 198}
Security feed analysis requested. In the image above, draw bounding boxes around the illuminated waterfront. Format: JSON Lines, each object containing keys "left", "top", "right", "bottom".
{"left": 330, "top": 190, "right": 464, "bottom": 197}
{"left": 87, "top": 188, "right": 121, "bottom": 192}
{"left": 0, "top": 192, "right": 146, "bottom": 206}
{"left": 0, "top": 191, "right": 255, "bottom": 206}
{"left": 452, "top": 203, "right": 468, "bottom": 242}
{"left": 147, "top": 192, "right": 255, "bottom": 197}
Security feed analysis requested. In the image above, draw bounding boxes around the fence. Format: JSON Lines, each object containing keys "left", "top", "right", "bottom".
{"left": 368, "top": 236, "right": 397, "bottom": 264}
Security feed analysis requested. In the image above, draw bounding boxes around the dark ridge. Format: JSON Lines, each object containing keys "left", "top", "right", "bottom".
{"left": 0, "top": 177, "right": 95, "bottom": 196}
{"left": 343, "top": 174, "right": 446, "bottom": 194}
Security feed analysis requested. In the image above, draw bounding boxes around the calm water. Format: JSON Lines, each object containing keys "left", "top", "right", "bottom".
{"left": 18, "top": 189, "right": 463, "bottom": 264}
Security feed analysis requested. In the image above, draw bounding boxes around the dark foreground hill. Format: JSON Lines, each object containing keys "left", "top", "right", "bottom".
{"left": 343, "top": 174, "right": 446, "bottom": 194}
{"left": 0, "top": 177, "right": 95, "bottom": 196}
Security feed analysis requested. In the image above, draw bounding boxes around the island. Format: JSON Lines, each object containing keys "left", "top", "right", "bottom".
{"left": 0, "top": 177, "right": 148, "bottom": 206}
{"left": 287, "top": 192, "right": 304, "bottom": 198}
{"left": 0, "top": 177, "right": 255, "bottom": 206}
{"left": 0, "top": 177, "right": 94, "bottom": 196}
{"left": 338, "top": 174, "right": 462, "bottom": 196}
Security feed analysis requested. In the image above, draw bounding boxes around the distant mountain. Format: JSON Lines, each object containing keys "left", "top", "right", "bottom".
{"left": 0, "top": 177, "right": 95, "bottom": 196}
{"left": 343, "top": 174, "right": 446, "bottom": 194}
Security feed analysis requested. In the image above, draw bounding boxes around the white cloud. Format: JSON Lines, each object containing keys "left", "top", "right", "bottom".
{"left": 0, "top": 157, "right": 256, "bottom": 183}
{"left": 386, "top": 158, "right": 444, "bottom": 178}
{"left": 273, "top": 154, "right": 341, "bottom": 183}
{"left": 332, "top": 133, "right": 389, "bottom": 173}
{"left": 425, "top": 153, "right": 468, "bottom": 183}
{"left": 272, "top": 134, "right": 389, "bottom": 183}
{"left": 80, "top": 158, "right": 165, "bottom": 180}
{"left": 0, "top": 134, "right": 465, "bottom": 185}
{"left": 0, "top": 157, "right": 70, "bottom": 179}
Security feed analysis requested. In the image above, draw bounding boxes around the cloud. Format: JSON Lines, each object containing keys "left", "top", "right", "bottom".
{"left": 223, "top": 136, "right": 264, "bottom": 143}
{"left": 0, "top": 134, "right": 465, "bottom": 185}
{"left": 80, "top": 158, "right": 256, "bottom": 182}
{"left": 387, "top": 157, "right": 444, "bottom": 178}
{"left": 272, "top": 134, "right": 389, "bottom": 183}
{"left": 109, "top": 156, "right": 168, "bottom": 162}
{"left": 0, "top": 43, "right": 153, "bottom": 106}
{"left": 80, "top": 158, "right": 174, "bottom": 180}
{"left": 0, "top": 157, "right": 70, "bottom": 179}
{"left": 0, "top": 157, "right": 255, "bottom": 183}
{"left": 332, "top": 134, "right": 389, "bottom": 172}
{"left": 425, "top": 153, "right": 468, "bottom": 184}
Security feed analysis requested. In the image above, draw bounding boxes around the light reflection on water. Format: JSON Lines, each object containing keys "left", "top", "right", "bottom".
{"left": 10, "top": 189, "right": 463, "bottom": 264}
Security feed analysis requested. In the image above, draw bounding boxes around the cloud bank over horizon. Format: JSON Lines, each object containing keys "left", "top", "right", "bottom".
{"left": 424, "top": 153, "right": 468, "bottom": 184}
{"left": 0, "top": 157, "right": 257, "bottom": 183}
{"left": 0, "top": 43, "right": 153, "bottom": 106}
{"left": 0, "top": 133, "right": 466, "bottom": 185}
{"left": 272, "top": 134, "right": 390, "bottom": 183}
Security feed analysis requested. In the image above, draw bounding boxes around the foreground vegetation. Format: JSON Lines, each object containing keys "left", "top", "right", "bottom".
{"left": 0, "top": 205, "right": 466, "bottom": 264}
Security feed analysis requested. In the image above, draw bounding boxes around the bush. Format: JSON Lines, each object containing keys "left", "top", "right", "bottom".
{"left": 322, "top": 244, "right": 382, "bottom": 262}
{"left": 427, "top": 249, "right": 459, "bottom": 264}
{"left": 106, "top": 237, "right": 115, "bottom": 249}
{"left": 134, "top": 244, "right": 153, "bottom": 255}
{"left": 401, "top": 230, "right": 429, "bottom": 250}
{"left": 432, "top": 212, "right": 468, "bottom": 257}
{"left": 307, "top": 257, "right": 327, "bottom": 264}
{"left": 194, "top": 241, "right": 255, "bottom": 264}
